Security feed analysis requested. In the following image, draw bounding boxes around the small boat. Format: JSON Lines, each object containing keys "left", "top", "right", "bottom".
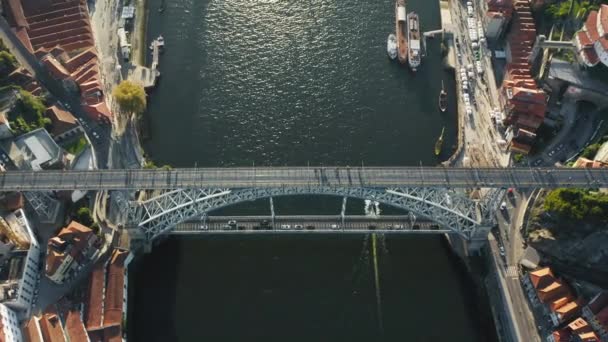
{"left": 387, "top": 34, "right": 397, "bottom": 60}
{"left": 439, "top": 80, "right": 447, "bottom": 112}
{"left": 435, "top": 127, "right": 445, "bottom": 156}
{"left": 150, "top": 35, "right": 165, "bottom": 51}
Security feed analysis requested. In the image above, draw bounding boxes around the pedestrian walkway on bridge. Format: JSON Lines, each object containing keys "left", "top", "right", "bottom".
{"left": 0, "top": 167, "right": 606, "bottom": 191}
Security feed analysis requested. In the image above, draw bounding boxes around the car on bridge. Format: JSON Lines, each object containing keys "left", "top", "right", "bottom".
{"left": 294, "top": 225, "right": 303, "bottom": 230}
{"left": 280, "top": 224, "right": 291, "bottom": 230}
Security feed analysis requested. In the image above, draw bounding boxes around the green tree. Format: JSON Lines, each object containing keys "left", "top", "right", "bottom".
{"left": 75, "top": 206, "right": 93, "bottom": 226}
{"left": 0, "top": 51, "right": 17, "bottom": 78}
{"left": 581, "top": 143, "right": 601, "bottom": 159}
{"left": 544, "top": 188, "right": 608, "bottom": 223}
{"left": 112, "top": 80, "right": 147, "bottom": 116}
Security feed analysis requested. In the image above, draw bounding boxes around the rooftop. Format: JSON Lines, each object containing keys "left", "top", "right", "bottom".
{"left": 547, "top": 59, "right": 608, "bottom": 95}
{"left": 65, "top": 309, "right": 89, "bottom": 342}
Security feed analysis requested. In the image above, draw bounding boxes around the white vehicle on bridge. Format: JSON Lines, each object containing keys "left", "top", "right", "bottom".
{"left": 280, "top": 224, "right": 291, "bottom": 230}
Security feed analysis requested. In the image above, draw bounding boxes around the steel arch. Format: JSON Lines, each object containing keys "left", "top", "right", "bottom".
{"left": 128, "top": 186, "right": 496, "bottom": 240}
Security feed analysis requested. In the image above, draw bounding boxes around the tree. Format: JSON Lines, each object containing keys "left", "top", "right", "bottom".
{"left": 75, "top": 206, "right": 94, "bottom": 226}
{"left": 112, "top": 80, "right": 147, "bottom": 116}
{"left": 0, "top": 51, "right": 17, "bottom": 78}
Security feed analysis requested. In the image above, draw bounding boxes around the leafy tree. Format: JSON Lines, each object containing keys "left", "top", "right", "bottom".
{"left": 544, "top": 188, "right": 608, "bottom": 223}
{"left": 513, "top": 153, "right": 524, "bottom": 164}
{"left": 581, "top": 143, "right": 601, "bottom": 159}
{"left": 112, "top": 80, "right": 147, "bottom": 116}
{"left": 0, "top": 51, "right": 17, "bottom": 78}
{"left": 75, "top": 206, "right": 93, "bottom": 226}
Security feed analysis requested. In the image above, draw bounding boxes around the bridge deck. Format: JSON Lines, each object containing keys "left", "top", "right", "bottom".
{"left": 171, "top": 215, "right": 445, "bottom": 234}
{"left": 0, "top": 167, "right": 606, "bottom": 191}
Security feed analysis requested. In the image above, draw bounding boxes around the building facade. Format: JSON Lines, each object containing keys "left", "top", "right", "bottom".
{"left": 0, "top": 209, "right": 40, "bottom": 319}
{"left": 0, "top": 303, "right": 23, "bottom": 342}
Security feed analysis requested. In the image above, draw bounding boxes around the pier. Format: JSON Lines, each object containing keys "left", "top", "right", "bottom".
{"left": 127, "top": 37, "right": 162, "bottom": 89}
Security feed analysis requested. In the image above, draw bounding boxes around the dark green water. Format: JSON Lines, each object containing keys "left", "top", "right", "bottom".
{"left": 129, "top": 0, "right": 496, "bottom": 340}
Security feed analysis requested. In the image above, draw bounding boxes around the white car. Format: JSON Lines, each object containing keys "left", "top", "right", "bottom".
{"left": 330, "top": 224, "right": 340, "bottom": 230}
{"left": 280, "top": 224, "right": 291, "bottom": 230}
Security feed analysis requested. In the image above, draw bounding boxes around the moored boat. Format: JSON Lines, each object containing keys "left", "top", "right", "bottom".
{"left": 439, "top": 80, "right": 447, "bottom": 112}
{"left": 396, "top": 0, "right": 408, "bottom": 64}
{"left": 407, "top": 12, "right": 421, "bottom": 71}
{"left": 435, "top": 127, "right": 445, "bottom": 156}
{"left": 387, "top": 34, "right": 397, "bottom": 60}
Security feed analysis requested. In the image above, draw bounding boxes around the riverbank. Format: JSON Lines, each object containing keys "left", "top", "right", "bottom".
{"left": 134, "top": 0, "right": 148, "bottom": 66}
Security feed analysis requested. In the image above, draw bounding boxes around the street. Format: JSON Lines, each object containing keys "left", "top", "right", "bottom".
{"left": 495, "top": 189, "right": 541, "bottom": 342}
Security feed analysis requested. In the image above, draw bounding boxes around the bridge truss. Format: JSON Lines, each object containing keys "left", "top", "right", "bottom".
{"left": 126, "top": 186, "right": 502, "bottom": 240}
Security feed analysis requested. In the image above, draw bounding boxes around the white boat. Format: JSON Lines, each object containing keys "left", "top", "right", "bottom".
{"left": 387, "top": 34, "right": 397, "bottom": 60}
{"left": 150, "top": 35, "right": 165, "bottom": 51}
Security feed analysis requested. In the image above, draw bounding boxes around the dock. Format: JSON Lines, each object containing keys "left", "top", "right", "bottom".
{"left": 127, "top": 37, "right": 162, "bottom": 89}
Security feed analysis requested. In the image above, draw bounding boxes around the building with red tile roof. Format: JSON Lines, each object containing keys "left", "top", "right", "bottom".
{"left": 548, "top": 328, "right": 571, "bottom": 342}
{"left": 84, "top": 248, "right": 132, "bottom": 342}
{"left": 569, "top": 317, "right": 593, "bottom": 334}
{"left": 45, "top": 105, "right": 81, "bottom": 140}
{"left": 582, "top": 293, "right": 608, "bottom": 341}
{"left": 45, "top": 221, "right": 98, "bottom": 284}
{"left": 574, "top": 5, "right": 608, "bottom": 67}
{"left": 500, "top": 0, "right": 547, "bottom": 154}
{"left": 85, "top": 261, "right": 105, "bottom": 331}
{"left": 529, "top": 267, "right": 555, "bottom": 288}
{"left": 22, "top": 315, "right": 44, "bottom": 342}
{"left": 4, "top": 0, "right": 113, "bottom": 122}
{"left": 577, "top": 331, "right": 601, "bottom": 341}
{"left": 65, "top": 309, "right": 89, "bottom": 342}
{"left": 39, "top": 312, "right": 67, "bottom": 342}
{"left": 573, "top": 157, "right": 608, "bottom": 168}
{"left": 551, "top": 299, "right": 584, "bottom": 326}
{"left": 484, "top": 0, "right": 513, "bottom": 40}
{"left": 103, "top": 249, "right": 129, "bottom": 327}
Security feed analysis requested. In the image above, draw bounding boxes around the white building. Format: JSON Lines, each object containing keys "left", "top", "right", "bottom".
{"left": 0, "top": 303, "right": 23, "bottom": 342}
{"left": 117, "top": 28, "right": 131, "bottom": 61}
{"left": 0, "top": 209, "right": 40, "bottom": 319}
{"left": 6, "top": 129, "right": 64, "bottom": 223}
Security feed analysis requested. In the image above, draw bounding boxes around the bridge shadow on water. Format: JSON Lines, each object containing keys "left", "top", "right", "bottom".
{"left": 128, "top": 232, "right": 497, "bottom": 341}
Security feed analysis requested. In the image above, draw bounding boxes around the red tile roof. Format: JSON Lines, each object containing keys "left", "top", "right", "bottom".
{"left": 568, "top": 317, "right": 592, "bottom": 333}
{"left": 41, "top": 55, "right": 71, "bottom": 80}
{"left": 577, "top": 31, "right": 593, "bottom": 47}
{"left": 46, "top": 105, "right": 78, "bottom": 137}
{"left": 65, "top": 310, "right": 89, "bottom": 342}
{"left": 550, "top": 328, "right": 571, "bottom": 342}
{"left": 555, "top": 300, "right": 582, "bottom": 322}
{"left": 600, "top": 5, "right": 608, "bottom": 35}
{"left": 86, "top": 261, "right": 106, "bottom": 331}
{"left": 22, "top": 317, "right": 43, "bottom": 342}
{"left": 39, "top": 313, "right": 66, "bottom": 342}
{"left": 103, "top": 249, "right": 129, "bottom": 327}
{"left": 578, "top": 331, "right": 600, "bottom": 341}
{"left": 586, "top": 11, "right": 600, "bottom": 41}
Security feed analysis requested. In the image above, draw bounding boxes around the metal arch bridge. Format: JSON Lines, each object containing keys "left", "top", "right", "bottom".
{"left": 2, "top": 166, "right": 607, "bottom": 241}
{"left": 121, "top": 186, "right": 506, "bottom": 241}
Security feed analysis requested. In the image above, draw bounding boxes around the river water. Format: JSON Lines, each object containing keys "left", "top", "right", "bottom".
{"left": 129, "top": 0, "right": 496, "bottom": 340}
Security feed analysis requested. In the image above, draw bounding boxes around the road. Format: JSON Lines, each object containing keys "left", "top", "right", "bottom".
{"left": 0, "top": 166, "right": 606, "bottom": 191}
{"left": 450, "top": 0, "right": 510, "bottom": 168}
{"left": 496, "top": 190, "right": 541, "bottom": 342}
{"left": 171, "top": 215, "right": 442, "bottom": 234}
